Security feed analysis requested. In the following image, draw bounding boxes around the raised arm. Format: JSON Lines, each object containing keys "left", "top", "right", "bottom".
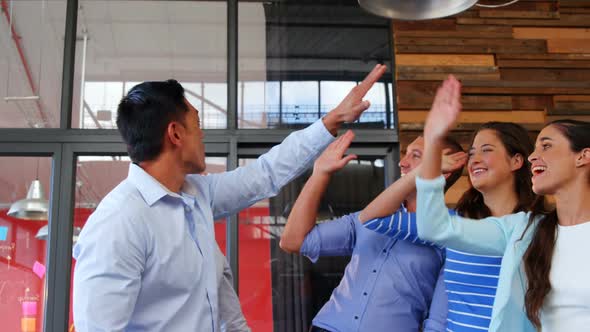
{"left": 322, "top": 64, "right": 387, "bottom": 135}
{"left": 416, "top": 76, "right": 513, "bottom": 255}
{"left": 279, "top": 131, "right": 357, "bottom": 253}
{"left": 360, "top": 150, "right": 465, "bottom": 245}
{"left": 204, "top": 65, "right": 387, "bottom": 219}
{"left": 359, "top": 150, "right": 466, "bottom": 223}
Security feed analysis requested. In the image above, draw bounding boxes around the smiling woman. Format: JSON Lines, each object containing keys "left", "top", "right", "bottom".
{"left": 523, "top": 119, "right": 590, "bottom": 330}
{"left": 458, "top": 122, "right": 536, "bottom": 219}
{"left": 415, "top": 77, "right": 590, "bottom": 332}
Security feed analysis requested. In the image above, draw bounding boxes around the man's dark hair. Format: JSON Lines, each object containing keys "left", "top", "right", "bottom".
{"left": 116, "top": 79, "right": 188, "bottom": 163}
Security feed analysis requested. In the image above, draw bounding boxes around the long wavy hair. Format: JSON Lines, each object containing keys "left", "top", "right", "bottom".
{"left": 522, "top": 119, "right": 590, "bottom": 329}
{"left": 456, "top": 122, "right": 537, "bottom": 219}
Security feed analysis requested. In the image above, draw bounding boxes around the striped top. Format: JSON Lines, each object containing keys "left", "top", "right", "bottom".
{"left": 365, "top": 210, "right": 502, "bottom": 332}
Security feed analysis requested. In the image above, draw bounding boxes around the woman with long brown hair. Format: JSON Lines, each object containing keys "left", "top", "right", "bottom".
{"left": 361, "top": 121, "right": 538, "bottom": 331}
{"left": 416, "top": 75, "right": 590, "bottom": 331}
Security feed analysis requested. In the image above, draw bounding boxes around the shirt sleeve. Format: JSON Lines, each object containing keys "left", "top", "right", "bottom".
{"left": 416, "top": 175, "right": 517, "bottom": 256}
{"left": 422, "top": 264, "right": 448, "bottom": 332}
{"left": 216, "top": 248, "right": 251, "bottom": 332}
{"left": 72, "top": 212, "right": 146, "bottom": 332}
{"left": 299, "top": 213, "right": 357, "bottom": 263}
{"left": 363, "top": 210, "right": 440, "bottom": 247}
{"left": 203, "top": 119, "right": 335, "bottom": 220}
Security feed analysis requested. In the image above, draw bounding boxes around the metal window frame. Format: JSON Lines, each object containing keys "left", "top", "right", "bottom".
{"left": 0, "top": 0, "right": 399, "bottom": 330}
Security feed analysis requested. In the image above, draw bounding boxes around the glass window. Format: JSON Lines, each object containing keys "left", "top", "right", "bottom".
{"left": 238, "top": 1, "right": 393, "bottom": 129}
{"left": 238, "top": 81, "right": 280, "bottom": 129}
{"left": 281, "top": 81, "right": 319, "bottom": 127}
{"left": 238, "top": 157, "right": 385, "bottom": 331}
{"left": 68, "top": 156, "right": 227, "bottom": 328}
{"left": 320, "top": 81, "right": 356, "bottom": 116}
{"left": 359, "top": 82, "right": 388, "bottom": 128}
{"left": 71, "top": 1, "right": 227, "bottom": 129}
{"left": 0, "top": 0, "right": 66, "bottom": 128}
{"left": 0, "top": 157, "right": 52, "bottom": 331}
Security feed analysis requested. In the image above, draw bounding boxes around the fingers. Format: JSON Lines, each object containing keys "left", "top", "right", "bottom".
{"left": 335, "top": 130, "right": 355, "bottom": 153}
{"left": 447, "top": 151, "right": 468, "bottom": 159}
{"left": 448, "top": 75, "right": 462, "bottom": 112}
{"left": 356, "top": 64, "right": 387, "bottom": 96}
{"left": 452, "top": 152, "right": 468, "bottom": 167}
{"left": 339, "top": 154, "right": 358, "bottom": 168}
{"left": 351, "top": 100, "right": 371, "bottom": 118}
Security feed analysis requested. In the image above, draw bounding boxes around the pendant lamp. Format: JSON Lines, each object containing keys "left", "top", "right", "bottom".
{"left": 8, "top": 179, "right": 49, "bottom": 220}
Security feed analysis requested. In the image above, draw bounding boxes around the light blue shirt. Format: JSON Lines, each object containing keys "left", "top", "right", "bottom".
{"left": 300, "top": 212, "right": 447, "bottom": 332}
{"left": 73, "top": 119, "right": 334, "bottom": 332}
{"left": 416, "top": 175, "right": 539, "bottom": 332}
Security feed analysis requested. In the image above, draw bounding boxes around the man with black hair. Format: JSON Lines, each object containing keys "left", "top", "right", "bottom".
{"left": 72, "top": 65, "right": 387, "bottom": 332}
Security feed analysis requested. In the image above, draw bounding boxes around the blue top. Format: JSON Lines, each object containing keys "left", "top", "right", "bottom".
{"left": 72, "top": 119, "right": 335, "bottom": 332}
{"left": 416, "top": 175, "right": 538, "bottom": 332}
{"left": 365, "top": 210, "right": 503, "bottom": 331}
{"left": 299, "top": 212, "right": 447, "bottom": 332}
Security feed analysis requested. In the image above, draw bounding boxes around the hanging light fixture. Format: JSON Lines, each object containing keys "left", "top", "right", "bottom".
{"left": 8, "top": 179, "right": 49, "bottom": 220}
{"left": 358, "top": 0, "right": 519, "bottom": 20}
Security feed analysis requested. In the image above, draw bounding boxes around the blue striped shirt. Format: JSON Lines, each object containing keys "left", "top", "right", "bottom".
{"left": 365, "top": 210, "right": 502, "bottom": 332}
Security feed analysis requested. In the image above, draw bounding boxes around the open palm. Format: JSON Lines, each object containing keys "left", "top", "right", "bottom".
{"left": 424, "top": 76, "right": 462, "bottom": 142}
{"left": 333, "top": 64, "right": 387, "bottom": 122}
{"left": 314, "top": 130, "right": 357, "bottom": 175}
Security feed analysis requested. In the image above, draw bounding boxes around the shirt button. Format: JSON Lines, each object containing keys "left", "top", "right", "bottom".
{"left": 363, "top": 292, "right": 367, "bottom": 296}
{"left": 382, "top": 249, "right": 387, "bottom": 253}
{"left": 372, "top": 269, "right": 376, "bottom": 273}
{"left": 354, "top": 316, "right": 359, "bottom": 320}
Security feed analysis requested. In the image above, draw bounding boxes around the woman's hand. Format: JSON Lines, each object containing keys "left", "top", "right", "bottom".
{"left": 424, "top": 75, "right": 462, "bottom": 144}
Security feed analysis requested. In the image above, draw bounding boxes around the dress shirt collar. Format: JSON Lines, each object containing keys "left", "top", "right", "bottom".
{"left": 127, "top": 163, "right": 182, "bottom": 206}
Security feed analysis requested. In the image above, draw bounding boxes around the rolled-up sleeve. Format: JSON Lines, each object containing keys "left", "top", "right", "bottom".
{"left": 299, "top": 214, "right": 357, "bottom": 263}
{"left": 204, "top": 119, "right": 335, "bottom": 220}
{"left": 416, "top": 175, "right": 513, "bottom": 256}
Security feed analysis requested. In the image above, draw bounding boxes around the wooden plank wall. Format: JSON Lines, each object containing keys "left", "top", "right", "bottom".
{"left": 392, "top": 0, "right": 590, "bottom": 204}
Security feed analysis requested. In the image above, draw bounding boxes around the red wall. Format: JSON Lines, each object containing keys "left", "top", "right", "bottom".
{"left": 1, "top": 207, "right": 273, "bottom": 332}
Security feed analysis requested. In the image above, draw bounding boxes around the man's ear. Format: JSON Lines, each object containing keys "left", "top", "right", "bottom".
{"left": 166, "top": 121, "right": 183, "bottom": 147}
{"left": 575, "top": 148, "right": 590, "bottom": 168}
{"left": 510, "top": 153, "right": 524, "bottom": 172}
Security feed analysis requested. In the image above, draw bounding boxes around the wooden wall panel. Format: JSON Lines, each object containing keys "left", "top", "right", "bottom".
{"left": 393, "top": 0, "right": 590, "bottom": 204}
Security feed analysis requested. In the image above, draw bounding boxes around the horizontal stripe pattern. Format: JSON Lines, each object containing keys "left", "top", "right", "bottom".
{"left": 363, "top": 210, "right": 502, "bottom": 332}
{"left": 445, "top": 248, "right": 502, "bottom": 331}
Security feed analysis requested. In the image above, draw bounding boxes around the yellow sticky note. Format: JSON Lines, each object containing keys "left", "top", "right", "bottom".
{"left": 21, "top": 317, "right": 36, "bottom": 332}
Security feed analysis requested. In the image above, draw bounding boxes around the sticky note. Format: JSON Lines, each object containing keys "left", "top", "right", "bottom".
{"left": 22, "top": 301, "right": 37, "bottom": 316}
{"left": 32, "top": 261, "right": 46, "bottom": 279}
{"left": 0, "top": 226, "right": 7, "bottom": 241}
{"left": 21, "top": 317, "right": 36, "bottom": 332}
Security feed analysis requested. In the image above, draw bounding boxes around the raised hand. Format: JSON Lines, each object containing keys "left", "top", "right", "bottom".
{"left": 441, "top": 149, "right": 468, "bottom": 174}
{"left": 322, "top": 64, "right": 387, "bottom": 134}
{"left": 313, "top": 130, "right": 357, "bottom": 176}
{"left": 424, "top": 75, "right": 462, "bottom": 143}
